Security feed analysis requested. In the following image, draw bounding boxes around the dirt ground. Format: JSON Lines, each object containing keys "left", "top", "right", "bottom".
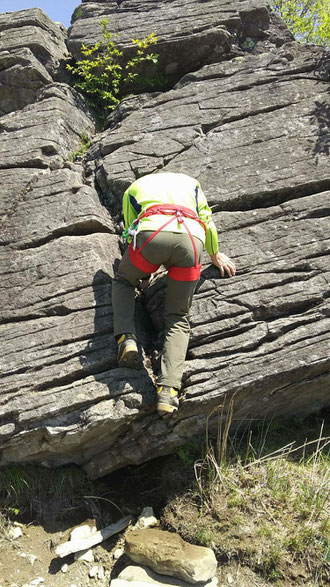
{"left": 0, "top": 518, "right": 270, "bottom": 587}
{"left": 0, "top": 518, "right": 123, "bottom": 586}
{"left": 1, "top": 414, "right": 328, "bottom": 587}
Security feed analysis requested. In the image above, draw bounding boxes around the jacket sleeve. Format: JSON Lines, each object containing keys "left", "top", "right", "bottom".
{"left": 197, "top": 186, "right": 219, "bottom": 255}
{"left": 123, "top": 188, "right": 139, "bottom": 230}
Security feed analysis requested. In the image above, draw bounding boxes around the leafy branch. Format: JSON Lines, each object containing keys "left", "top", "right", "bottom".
{"left": 269, "top": 0, "right": 329, "bottom": 47}
{"left": 67, "top": 19, "right": 160, "bottom": 125}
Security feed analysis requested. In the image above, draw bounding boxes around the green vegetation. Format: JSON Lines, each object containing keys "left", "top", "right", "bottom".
{"left": 163, "top": 410, "right": 330, "bottom": 584}
{"left": 67, "top": 19, "right": 160, "bottom": 125}
{"left": 269, "top": 0, "right": 330, "bottom": 46}
{"left": 0, "top": 464, "right": 99, "bottom": 523}
{"left": 69, "top": 131, "right": 91, "bottom": 161}
{"left": 0, "top": 411, "right": 328, "bottom": 585}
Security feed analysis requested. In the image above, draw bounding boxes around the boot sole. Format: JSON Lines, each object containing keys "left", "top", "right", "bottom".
{"left": 118, "top": 349, "right": 139, "bottom": 368}
{"left": 157, "top": 402, "right": 179, "bottom": 416}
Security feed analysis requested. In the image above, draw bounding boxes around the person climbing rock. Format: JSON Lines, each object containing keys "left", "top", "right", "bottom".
{"left": 112, "top": 172, "right": 236, "bottom": 416}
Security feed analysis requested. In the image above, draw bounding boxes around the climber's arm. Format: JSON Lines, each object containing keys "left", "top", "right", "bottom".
{"left": 198, "top": 186, "right": 236, "bottom": 278}
{"left": 123, "top": 189, "right": 139, "bottom": 230}
{"left": 197, "top": 187, "right": 219, "bottom": 256}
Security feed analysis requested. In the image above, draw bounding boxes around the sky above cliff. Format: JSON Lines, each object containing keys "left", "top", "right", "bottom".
{"left": 1, "top": 0, "right": 79, "bottom": 27}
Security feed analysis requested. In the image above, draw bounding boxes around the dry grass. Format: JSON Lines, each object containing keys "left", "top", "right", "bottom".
{"left": 0, "top": 409, "right": 328, "bottom": 585}
{"left": 163, "top": 407, "right": 330, "bottom": 585}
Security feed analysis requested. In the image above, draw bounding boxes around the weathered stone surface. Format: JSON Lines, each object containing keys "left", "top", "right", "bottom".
{"left": 0, "top": 8, "right": 69, "bottom": 114}
{"left": 0, "top": 3, "right": 329, "bottom": 477}
{"left": 68, "top": 0, "right": 289, "bottom": 85}
{"left": 0, "top": 8, "right": 68, "bottom": 74}
{"left": 0, "top": 161, "right": 156, "bottom": 463}
{"left": 0, "top": 83, "right": 94, "bottom": 170}
{"left": 82, "top": 42, "right": 330, "bottom": 476}
{"left": 0, "top": 168, "right": 114, "bottom": 250}
{"left": 94, "top": 45, "right": 329, "bottom": 203}
{"left": 125, "top": 529, "right": 217, "bottom": 583}
{"left": 115, "top": 564, "right": 218, "bottom": 586}
{"left": 0, "top": 48, "right": 52, "bottom": 115}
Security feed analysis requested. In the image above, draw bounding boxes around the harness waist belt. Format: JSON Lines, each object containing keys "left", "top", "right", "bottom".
{"left": 128, "top": 203, "right": 205, "bottom": 281}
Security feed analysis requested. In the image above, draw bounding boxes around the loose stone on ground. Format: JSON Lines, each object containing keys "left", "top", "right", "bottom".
{"left": 113, "top": 564, "right": 219, "bottom": 586}
{"left": 125, "top": 529, "right": 217, "bottom": 584}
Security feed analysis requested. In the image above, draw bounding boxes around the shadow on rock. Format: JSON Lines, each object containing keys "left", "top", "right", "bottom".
{"left": 309, "top": 50, "right": 330, "bottom": 164}
{"left": 79, "top": 268, "right": 156, "bottom": 409}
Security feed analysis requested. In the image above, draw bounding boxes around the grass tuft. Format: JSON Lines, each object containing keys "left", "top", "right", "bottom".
{"left": 163, "top": 408, "right": 330, "bottom": 584}
{"left": 0, "top": 464, "right": 104, "bottom": 524}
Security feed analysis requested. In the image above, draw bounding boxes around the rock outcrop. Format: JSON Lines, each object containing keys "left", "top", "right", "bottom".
{"left": 0, "top": 1, "right": 329, "bottom": 477}
{"left": 0, "top": 8, "right": 69, "bottom": 114}
{"left": 68, "top": 0, "right": 292, "bottom": 84}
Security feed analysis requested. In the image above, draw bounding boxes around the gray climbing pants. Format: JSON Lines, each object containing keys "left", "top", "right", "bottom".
{"left": 112, "top": 230, "right": 203, "bottom": 389}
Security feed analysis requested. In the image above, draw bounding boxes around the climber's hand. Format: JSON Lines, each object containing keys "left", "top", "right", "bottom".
{"left": 210, "top": 252, "right": 236, "bottom": 278}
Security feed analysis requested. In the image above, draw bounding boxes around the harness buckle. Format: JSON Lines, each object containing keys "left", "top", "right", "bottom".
{"left": 176, "top": 210, "right": 183, "bottom": 224}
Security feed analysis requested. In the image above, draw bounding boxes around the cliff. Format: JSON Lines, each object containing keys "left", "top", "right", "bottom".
{"left": 0, "top": 0, "right": 329, "bottom": 478}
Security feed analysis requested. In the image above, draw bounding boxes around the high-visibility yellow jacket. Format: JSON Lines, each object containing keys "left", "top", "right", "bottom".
{"left": 122, "top": 172, "right": 218, "bottom": 255}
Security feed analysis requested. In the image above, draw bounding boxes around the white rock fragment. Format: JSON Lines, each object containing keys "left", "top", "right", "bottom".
{"left": 61, "top": 563, "right": 69, "bottom": 573}
{"left": 71, "top": 523, "right": 97, "bottom": 541}
{"left": 98, "top": 566, "right": 105, "bottom": 580}
{"left": 114, "top": 548, "right": 124, "bottom": 560}
{"left": 20, "top": 552, "right": 37, "bottom": 566}
{"left": 74, "top": 547, "right": 94, "bottom": 562}
{"left": 8, "top": 526, "right": 23, "bottom": 539}
{"left": 56, "top": 516, "right": 131, "bottom": 558}
{"left": 133, "top": 507, "right": 158, "bottom": 530}
{"left": 89, "top": 565, "right": 99, "bottom": 578}
{"left": 29, "top": 578, "right": 45, "bottom": 586}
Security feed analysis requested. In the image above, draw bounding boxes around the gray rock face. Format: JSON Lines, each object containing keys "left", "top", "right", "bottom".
{"left": 0, "top": 8, "right": 69, "bottom": 114}
{"left": 0, "top": 3, "right": 329, "bottom": 476}
{"left": 84, "top": 42, "right": 330, "bottom": 476}
{"left": 0, "top": 84, "right": 94, "bottom": 170}
{"left": 68, "top": 0, "right": 290, "bottom": 85}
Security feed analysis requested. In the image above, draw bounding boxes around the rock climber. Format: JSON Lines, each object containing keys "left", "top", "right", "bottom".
{"left": 112, "top": 172, "right": 236, "bottom": 416}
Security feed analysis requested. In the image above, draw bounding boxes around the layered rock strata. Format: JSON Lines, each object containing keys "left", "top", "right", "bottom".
{"left": 0, "top": 1, "right": 329, "bottom": 477}
{"left": 0, "top": 8, "right": 69, "bottom": 114}
{"left": 68, "top": 0, "right": 292, "bottom": 85}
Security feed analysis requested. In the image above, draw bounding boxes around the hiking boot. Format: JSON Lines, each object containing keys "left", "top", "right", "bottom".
{"left": 156, "top": 385, "right": 179, "bottom": 416}
{"left": 117, "top": 333, "right": 139, "bottom": 368}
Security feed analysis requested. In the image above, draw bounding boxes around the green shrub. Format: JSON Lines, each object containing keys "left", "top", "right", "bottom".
{"left": 67, "top": 19, "right": 160, "bottom": 125}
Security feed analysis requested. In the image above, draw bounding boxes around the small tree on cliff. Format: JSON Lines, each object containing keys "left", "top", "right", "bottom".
{"left": 67, "top": 19, "right": 159, "bottom": 124}
{"left": 269, "top": 0, "right": 329, "bottom": 47}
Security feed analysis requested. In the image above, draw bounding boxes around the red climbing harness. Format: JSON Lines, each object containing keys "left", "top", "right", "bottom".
{"left": 128, "top": 204, "right": 207, "bottom": 281}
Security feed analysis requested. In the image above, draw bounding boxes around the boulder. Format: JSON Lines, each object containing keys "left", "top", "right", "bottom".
{"left": 0, "top": 8, "right": 69, "bottom": 114}
{"left": 125, "top": 529, "right": 217, "bottom": 583}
